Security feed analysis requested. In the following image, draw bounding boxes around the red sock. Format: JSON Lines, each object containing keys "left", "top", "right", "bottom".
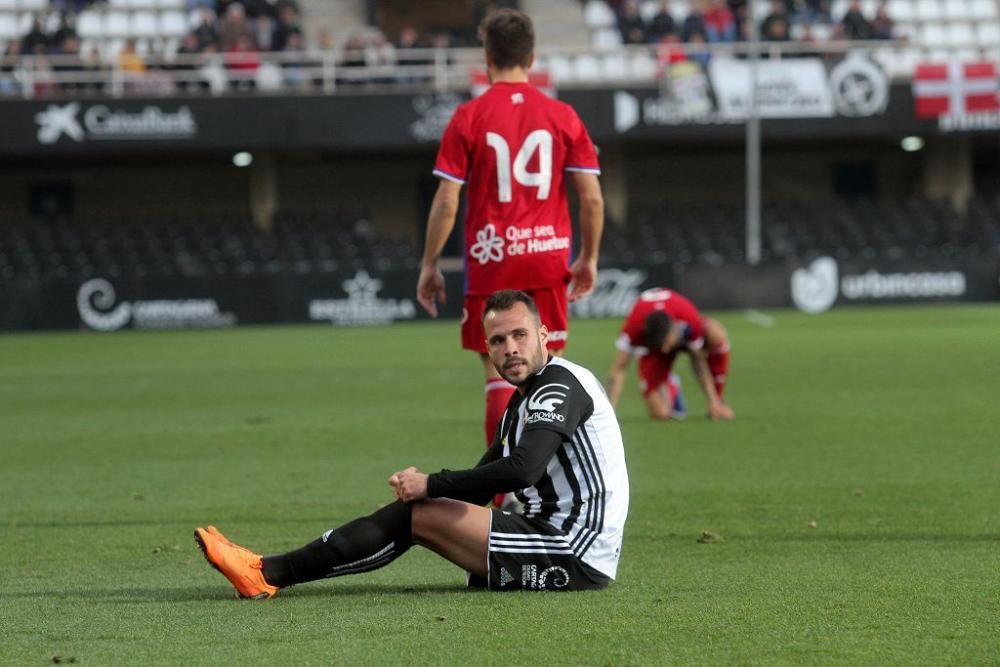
{"left": 708, "top": 344, "right": 730, "bottom": 399}
{"left": 485, "top": 378, "right": 516, "bottom": 508}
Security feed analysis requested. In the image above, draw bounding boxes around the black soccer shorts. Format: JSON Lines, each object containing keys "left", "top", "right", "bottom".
{"left": 466, "top": 509, "right": 610, "bottom": 592}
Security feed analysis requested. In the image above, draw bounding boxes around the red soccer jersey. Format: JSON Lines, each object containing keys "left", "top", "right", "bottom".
{"left": 616, "top": 288, "right": 705, "bottom": 355}
{"left": 433, "top": 81, "right": 600, "bottom": 294}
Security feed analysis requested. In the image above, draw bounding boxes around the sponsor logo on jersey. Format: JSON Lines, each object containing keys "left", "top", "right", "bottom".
{"left": 528, "top": 383, "right": 569, "bottom": 412}
{"left": 469, "top": 224, "right": 505, "bottom": 264}
{"left": 521, "top": 564, "right": 570, "bottom": 589}
{"left": 499, "top": 567, "right": 515, "bottom": 587}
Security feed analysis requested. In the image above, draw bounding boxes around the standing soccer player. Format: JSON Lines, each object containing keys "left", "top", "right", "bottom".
{"left": 606, "top": 287, "right": 734, "bottom": 421}
{"left": 416, "top": 9, "right": 605, "bottom": 474}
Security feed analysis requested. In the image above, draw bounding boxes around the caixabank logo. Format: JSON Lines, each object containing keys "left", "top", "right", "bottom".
{"left": 35, "top": 102, "right": 197, "bottom": 144}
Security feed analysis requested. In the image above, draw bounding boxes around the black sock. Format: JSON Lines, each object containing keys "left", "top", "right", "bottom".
{"left": 261, "top": 500, "right": 413, "bottom": 588}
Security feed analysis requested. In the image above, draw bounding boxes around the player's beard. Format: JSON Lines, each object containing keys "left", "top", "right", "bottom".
{"left": 497, "top": 334, "right": 548, "bottom": 386}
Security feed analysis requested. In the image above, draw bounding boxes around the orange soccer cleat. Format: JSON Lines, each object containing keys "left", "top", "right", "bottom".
{"left": 194, "top": 526, "right": 279, "bottom": 600}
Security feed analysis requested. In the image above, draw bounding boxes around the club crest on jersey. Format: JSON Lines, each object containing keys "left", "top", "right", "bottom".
{"left": 526, "top": 383, "right": 568, "bottom": 424}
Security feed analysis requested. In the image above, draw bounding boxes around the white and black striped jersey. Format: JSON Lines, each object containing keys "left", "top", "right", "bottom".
{"left": 493, "top": 356, "right": 629, "bottom": 579}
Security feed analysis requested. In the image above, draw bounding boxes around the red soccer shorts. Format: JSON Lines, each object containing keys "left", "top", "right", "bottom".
{"left": 462, "top": 286, "right": 568, "bottom": 354}
{"left": 637, "top": 351, "right": 678, "bottom": 397}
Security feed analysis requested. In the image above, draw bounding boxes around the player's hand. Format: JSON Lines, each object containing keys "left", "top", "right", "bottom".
{"left": 567, "top": 257, "right": 597, "bottom": 302}
{"left": 417, "top": 264, "right": 446, "bottom": 318}
{"left": 388, "top": 466, "right": 429, "bottom": 503}
{"left": 707, "top": 402, "right": 735, "bottom": 421}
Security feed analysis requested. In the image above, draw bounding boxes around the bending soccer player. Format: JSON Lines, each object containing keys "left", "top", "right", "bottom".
{"left": 416, "top": 9, "right": 605, "bottom": 491}
{"left": 195, "top": 290, "right": 629, "bottom": 596}
{"left": 606, "top": 288, "right": 734, "bottom": 421}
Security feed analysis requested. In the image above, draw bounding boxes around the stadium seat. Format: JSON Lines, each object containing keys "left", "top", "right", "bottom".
{"left": 583, "top": 0, "right": 616, "bottom": 29}
{"left": 573, "top": 53, "right": 603, "bottom": 83}
{"left": 129, "top": 0, "right": 157, "bottom": 9}
{"left": 916, "top": 0, "right": 943, "bottom": 21}
{"left": 546, "top": 53, "right": 574, "bottom": 84}
{"left": 977, "top": 22, "right": 1000, "bottom": 45}
{"left": 77, "top": 11, "right": 103, "bottom": 39}
{"left": 921, "top": 22, "right": 947, "bottom": 47}
{"left": 0, "top": 14, "right": 19, "bottom": 40}
{"left": 602, "top": 52, "right": 628, "bottom": 78}
{"left": 19, "top": 0, "right": 46, "bottom": 12}
{"left": 159, "top": 11, "right": 187, "bottom": 38}
{"left": 592, "top": 27, "right": 622, "bottom": 51}
{"left": 105, "top": 12, "right": 131, "bottom": 39}
{"left": 943, "top": 0, "right": 971, "bottom": 20}
{"left": 948, "top": 22, "right": 975, "bottom": 45}
{"left": 888, "top": 0, "right": 914, "bottom": 21}
{"left": 0, "top": 0, "right": 16, "bottom": 11}
{"left": 131, "top": 11, "right": 159, "bottom": 39}
{"left": 971, "top": 0, "right": 998, "bottom": 19}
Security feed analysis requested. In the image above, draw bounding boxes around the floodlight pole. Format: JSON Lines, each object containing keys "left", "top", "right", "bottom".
{"left": 746, "top": 0, "right": 762, "bottom": 266}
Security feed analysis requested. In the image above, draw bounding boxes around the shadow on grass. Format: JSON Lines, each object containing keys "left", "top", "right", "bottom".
{"left": 5, "top": 582, "right": 475, "bottom": 603}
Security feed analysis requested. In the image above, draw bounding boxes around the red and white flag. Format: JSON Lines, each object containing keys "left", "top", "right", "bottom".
{"left": 912, "top": 61, "right": 1000, "bottom": 118}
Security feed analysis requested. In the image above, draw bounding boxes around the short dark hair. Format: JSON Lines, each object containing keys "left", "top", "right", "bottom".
{"left": 480, "top": 9, "right": 535, "bottom": 70}
{"left": 483, "top": 289, "right": 540, "bottom": 324}
{"left": 644, "top": 311, "right": 672, "bottom": 350}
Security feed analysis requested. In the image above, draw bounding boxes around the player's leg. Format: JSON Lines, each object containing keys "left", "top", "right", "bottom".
{"left": 704, "top": 317, "right": 731, "bottom": 400}
{"left": 410, "top": 498, "right": 491, "bottom": 577}
{"left": 639, "top": 353, "right": 678, "bottom": 420}
{"left": 528, "top": 285, "right": 569, "bottom": 355}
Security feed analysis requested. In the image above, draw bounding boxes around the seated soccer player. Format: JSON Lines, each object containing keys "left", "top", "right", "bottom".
{"left": 606, "top": 287, "right": 734, "bottom": 421}
{"left": 195, "top": 290, "right": 629, "bottom": 595}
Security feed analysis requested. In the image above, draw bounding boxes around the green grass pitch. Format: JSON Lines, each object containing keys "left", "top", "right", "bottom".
{"left": 2, "top": 304, "right": 999, "bottom": 665}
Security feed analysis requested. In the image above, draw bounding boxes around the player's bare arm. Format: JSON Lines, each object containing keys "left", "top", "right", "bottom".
{"left": 605, "top": 349, "right": 631, "bottom": 408}
{"left": 567, "top": 171, "right": 604, "bottom": 302}
{"left": 417, "top": 179, "right": 463, "bottom": 317}
{"left": 689, "top": 349, "right": 734, "bottom": 421}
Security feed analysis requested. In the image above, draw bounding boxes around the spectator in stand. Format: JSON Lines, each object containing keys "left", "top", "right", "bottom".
{"left": 682, "top": 2, "right": 708, "bottom": 42}
{"left": 655, "top": 30, "right": 687, "bottom": 69}
{"left": 838, "top": 0, "right": 873, "bottom": 40}
{"left": 761, "top": 0, "right": 791, "bottom": 45}
{"left": 0, "top": 40, "right": 22, "bottom": 95}
{"left": 647, "top": 1, "right": 676, "bottom": 43}
{"left": 617, "top": 0, "right": 647, "bottom": 45}
{"left": 871, "top": 0, "right": 893, "bottom": 40}
{"left": 272, "top": 5, "right": 302, "bottom": 52}
{"left": 53, "top": 33, "right": 84, "bottom": 92}
{"left": 118, "top": 39, "right": 145, "bottom": 75}
{"left": 193, "top": 7, "right": 220, "bottom": 50}
{"left": 251, "top": 15, "right": 275, "bottom": 51}
{"left": 760, "top": 0, "right": 787, "bottom": 37}
{"left": 225, "top": 32, "right": 260, "bottom": 90}
{"left": 704, "top": 0, "right": 737, "bottom": 42}
{"left": 794, "top": 0, "right": 832, "bottom": 24}
{"left": 687, "top": 31, "right": 712, "bottom": 67}
{"left": 20, "top": 17, "right": 50, "bottom": 55}
{"left": 280, "top": 30, "right": 308, "bottom": 88}
{"left": 175, "top": 32, "right": 210, "bottom": 91}
{"left": 220, "top": 2, "right": 252, "bottom": 50}
{"left": 52, "top": 14, "right": 77, "bottom": 50}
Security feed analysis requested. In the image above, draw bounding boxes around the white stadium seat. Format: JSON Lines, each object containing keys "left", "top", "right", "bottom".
{"left": 0, "top": 0, "right": 17, "bottom": 10}
{"left": 670, "top": 0, "right": 689, "bottom": 24}
{"left": 970, "top": 0, "right": 997, "bottom": 19}
{"left": 943, "top": 0, "right": 971, "bottom": 20}
{"left": 602, "top": 52, "right": 628, "bottom": 79}
{"left": 104, "top": 11, "right": 130, "bottom": 38}
{"left": 547, "top": 53, "right": 574, "bottom": 84}
{"left": 977, "top": 22, "right": 1000, "bottom": 45}
{"left": 19, "top": 0, "right": 47, "bottom": 12}
{"left": 592, "top": 26, "right": 622, "bottom": 51}
{"left": 159, "top": 11, "right": 187, "bottom": 38}
{"left": 948, "top": 22, "right": 975, "bottom": 45}
{"left": 0, "top": 14, "right": 19, "bottom": 39}
{"left": 888, "top": 0, "right": 914, "bottom": 21}
{"left": 921, "top": 22, "right": 947, "bottom": 46}
{"left": 131, "top": 11, "right": 158, "bottom": 38}
{"left": 916, "top": 0, "right": 943, "bottom": 21}
{"left": 156, "top": 0, "right": 186, "bottom": 9}
{"left": 129, "top": 0, "right": 157, "bottom": 9}
{"left": 76, "top": 10, "right": 103, "bottom": 39}
{"left": 573, "top": 53, "right": 603, "bottom": 83}
{"left": 583, "top": 0, "right": 616, "bottom": 29}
